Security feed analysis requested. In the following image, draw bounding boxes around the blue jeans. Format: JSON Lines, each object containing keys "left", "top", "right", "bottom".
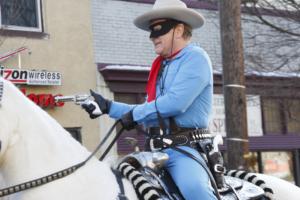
{"left": 163, "top": 146, "right": 217, "bottom": 200}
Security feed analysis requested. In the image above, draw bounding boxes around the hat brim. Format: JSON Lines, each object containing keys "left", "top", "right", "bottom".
{"left": 134, "top": 7, "right": 205, "bottom": 31}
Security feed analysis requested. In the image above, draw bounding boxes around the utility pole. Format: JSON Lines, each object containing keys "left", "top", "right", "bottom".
{"left": 219, "top": 0, "right": 249, "bottom": 169}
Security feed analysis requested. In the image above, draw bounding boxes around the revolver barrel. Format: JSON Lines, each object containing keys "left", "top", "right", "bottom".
{"left": 54, "top": 94, "right": 90, "bottom": 104}
{"left": 54, "top": 96, "right": 76, "bottom": 103}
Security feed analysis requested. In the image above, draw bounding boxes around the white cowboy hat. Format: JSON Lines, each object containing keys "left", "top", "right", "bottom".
{"left": 134, "top": 0, "right": 205, "bottom": 31}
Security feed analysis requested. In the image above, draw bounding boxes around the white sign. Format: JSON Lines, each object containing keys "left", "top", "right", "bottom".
{"left": 209, "top": 94, "right": 263, "bottom": 137}
{"left": 0, "top": 66, "right": 62, "bottom": 86}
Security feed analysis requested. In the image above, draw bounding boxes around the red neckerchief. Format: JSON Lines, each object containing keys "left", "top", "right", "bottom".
{"left": 146, "top": 50, "right": 181, "bottom": 102}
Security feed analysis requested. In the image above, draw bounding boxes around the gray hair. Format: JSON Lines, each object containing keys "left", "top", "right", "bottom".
{"left": 182, "top": 23, "right": 192, "bottom": 39}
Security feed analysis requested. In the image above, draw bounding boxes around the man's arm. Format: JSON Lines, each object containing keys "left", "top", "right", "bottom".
{"left": 133, "top": 50, "right": 212, "bottom": 123}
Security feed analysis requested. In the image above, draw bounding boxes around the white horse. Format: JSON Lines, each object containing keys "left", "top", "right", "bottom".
{"left": 0, "top": 77, "right": 138, "bottom": 200}
{"left": 255, "top": 173, "right": 300, "bottom": 200}
{"left": 226, "top": 169, "right": 300, "bottom": 200}
{"left": 1, "top": 77, "right": 300, "bottom": 200}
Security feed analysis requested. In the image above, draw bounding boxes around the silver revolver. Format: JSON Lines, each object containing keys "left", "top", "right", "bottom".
{"left": 54, "top": 94, "right": 90, "bottom": 105}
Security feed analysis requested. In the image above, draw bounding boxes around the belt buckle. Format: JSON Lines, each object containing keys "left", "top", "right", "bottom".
{"left": 214, "top": 164, "right": 226, "bottom": 173}
{"left": 149, "top": 138, "right": 161, "bottom": 151}
{"left": 149, "top": 137, "right": 174, "bottom": 151}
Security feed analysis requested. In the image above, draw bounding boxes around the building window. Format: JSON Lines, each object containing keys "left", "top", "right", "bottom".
{"left": 0, "top": 0, "right": 43, "bottom": 32}
{"left": 226, "top": 151, "right": 296, "bottom": 184}
{"left": 65, "top": 127, "right": 82, "bottom": 143}
{"left": 286, "top": 99, "right": 300, "bottom": 134}
{"left": 263, "top": 98, "right": 285, "bottom": 134}
{"left": 263, "top": 98, "right": 300, "bottom": 134}
{"left": 261, "top": 151, "right": 295, "bottom": 183}
{"left": 115, "top": 93, "right": 146, "bottom": 154}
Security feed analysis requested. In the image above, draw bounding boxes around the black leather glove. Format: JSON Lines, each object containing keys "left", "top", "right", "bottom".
{"left": 90, "top": 90, "right": 111, "bottom": 114}
{"left": 81, "top": 101, "right": 102, "bottom": 119}
{"left": 120, "top": 111, "right": 137, "bottom": 131}
{"left": 81, "top": 90, "right": 111, "bottom": 119}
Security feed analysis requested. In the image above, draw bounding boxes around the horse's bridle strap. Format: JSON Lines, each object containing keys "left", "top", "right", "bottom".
{"left": 0, "top": 163, "right": 84, "bottom": 197}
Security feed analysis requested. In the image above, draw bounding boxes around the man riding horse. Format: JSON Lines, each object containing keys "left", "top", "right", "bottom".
{"left": 82, "top": 0, "right": 216, "bottom": 199}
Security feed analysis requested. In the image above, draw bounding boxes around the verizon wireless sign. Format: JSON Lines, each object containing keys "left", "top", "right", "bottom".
{"left": 0, "top": 66, "right": 62, "bottom": 86}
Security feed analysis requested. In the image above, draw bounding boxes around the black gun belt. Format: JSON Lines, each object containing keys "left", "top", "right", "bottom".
{"left": 148, "top": 128, "right": 212, "bottom": 151}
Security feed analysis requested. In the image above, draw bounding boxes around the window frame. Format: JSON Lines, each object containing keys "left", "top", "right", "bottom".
{"left": 262, "top": 97, "right": 300, "bottom": 135}
{"left": 65, "top": 127, "right": 82, "bottom": 143}
{"left": 0, "top": 0, "right": 43, "bottom": 32}
{"left": 262, "top": 97, "right": 285, "bottom": 134}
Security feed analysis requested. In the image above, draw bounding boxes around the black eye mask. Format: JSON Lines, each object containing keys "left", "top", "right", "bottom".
{"left": 149, "top": 19, "right": 181, "bottom": 38}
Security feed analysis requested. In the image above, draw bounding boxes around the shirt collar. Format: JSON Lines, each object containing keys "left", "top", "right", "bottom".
{"left": 165, "top": 43, "right": 193, "bottom": 61}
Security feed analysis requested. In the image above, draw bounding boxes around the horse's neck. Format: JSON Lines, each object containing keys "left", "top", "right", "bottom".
{"left": 2, "top": 107, "right": 91, "bottom": 185}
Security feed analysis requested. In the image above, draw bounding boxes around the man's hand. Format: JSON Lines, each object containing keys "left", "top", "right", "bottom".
{"left": 81, "top": 90, "right": 111, "bottom": 119}
{"left": 81, "top": 100, "right": 102, "bottom": 119}
{"left": 120, "top": 111, "right": 137, "bottom": 130}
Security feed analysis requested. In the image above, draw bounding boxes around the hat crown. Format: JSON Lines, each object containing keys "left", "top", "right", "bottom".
{"left": 134, "top": 0, "right": 204, "bottom": 31}
{"left": 153, "top": 0, "right": 187, "bottom": 10}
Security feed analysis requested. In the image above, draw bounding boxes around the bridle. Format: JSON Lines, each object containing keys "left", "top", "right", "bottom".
{"left": 0, "top": 162, "right": 85, "bottom": 197}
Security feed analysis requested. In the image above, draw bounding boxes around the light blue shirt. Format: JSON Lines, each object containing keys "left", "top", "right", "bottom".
{"left": 109, "top": 44, "right": 213, "bottom": 129}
